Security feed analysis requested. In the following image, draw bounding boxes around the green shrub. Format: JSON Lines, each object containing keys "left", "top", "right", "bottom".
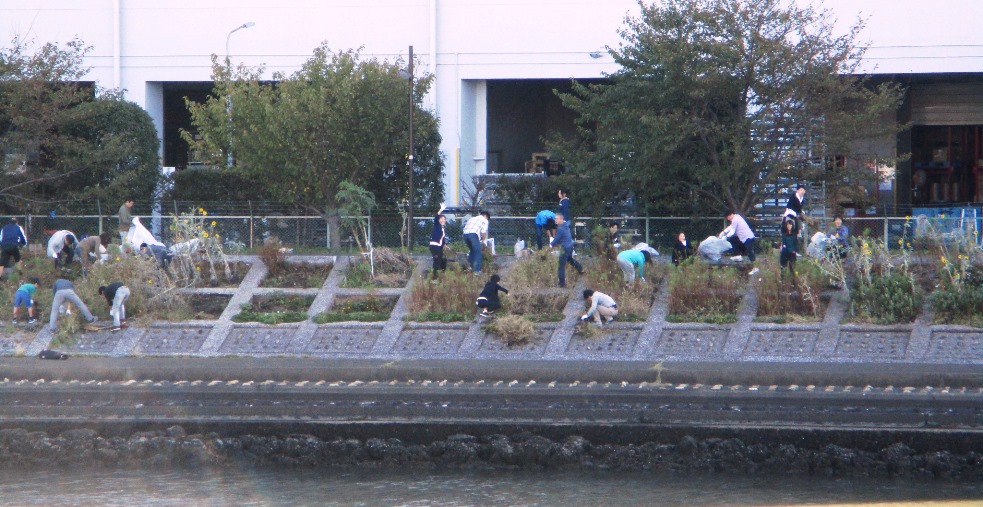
{"left": 932, "top": 282, "right": 983, "bottom": 327}
{"left": 850, "top": 272, "right": 921, "bottom": 324}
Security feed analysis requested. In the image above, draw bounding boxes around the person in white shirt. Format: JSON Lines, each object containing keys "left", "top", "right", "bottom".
{"left": 462, "top": 211, "right": 490, "bottom": 274}
{"left": 581, "top": 289, "right": 618, "bottom": 326}
{"left": 719, "top": 212, "right": 759, "bottom": 275}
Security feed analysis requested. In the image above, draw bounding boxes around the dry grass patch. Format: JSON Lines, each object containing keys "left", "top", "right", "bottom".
{"left": 583, "top": 256, "right": 663, "bottom": 321}
{"left": 668, "top": 260, "right": 742, "bottom": 323}
{"left": 407, "top": 266, "right": 483, "bottom": 321}
{"left": 484, "top": 314, "right": 536, "bottom": 346}
{"left": 754, "top": 256, "right": 827, "bottom": 322}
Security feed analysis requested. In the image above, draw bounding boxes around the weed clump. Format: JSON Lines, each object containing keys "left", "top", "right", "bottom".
{"left": 484, "top": 314, "right": 536, "bottom": 346}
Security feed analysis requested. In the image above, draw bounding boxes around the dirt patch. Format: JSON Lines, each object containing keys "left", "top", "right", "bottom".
{"left": 261, "top": 262, "right": 333, "bottom": 289}
{"left": 185, "top": 294, "right": 232, "bottom": 320}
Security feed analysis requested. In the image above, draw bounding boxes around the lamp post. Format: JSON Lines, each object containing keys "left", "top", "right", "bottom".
{"left": 225, "top": 22, "right": 255, "bottom": 67}
{"left": 406, "top": 45, "right": 415, "bottom": 249}
{"left": 225, "top": 22, "right": 254, "bottom": 167}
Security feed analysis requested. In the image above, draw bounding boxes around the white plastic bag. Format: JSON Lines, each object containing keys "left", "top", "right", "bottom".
{"left": 514, "top": 239, "right": 525, "bottom": 255}
{"left": 806, "top": 232, "right": 827, "bottom": 259}
{"left": 126, "top": 217, "right": 165, "bottom": 248}
{"left": 631, "top": 242, "right": 660, "bottom": 256}
{"left": 698, "top": 236, "right": 732, "bottom": 262}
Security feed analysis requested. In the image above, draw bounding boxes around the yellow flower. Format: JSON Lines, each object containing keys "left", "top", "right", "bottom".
{"left": 147, "top": 279, "right": 153, "bottom": 284}
{"left": 203, "top": 232, "right": 210, "bottom": 238}
{"left": 940, "top": 256, "right": 948, "bottom": 265}
{"left": 196, "top": 266, "right": 201, "bottom": 271}
{"left": 116, "top": 257, "right": 120, "bottom": 261}
{"left": 211, "top": 221, "right": 216, "bottom": 227}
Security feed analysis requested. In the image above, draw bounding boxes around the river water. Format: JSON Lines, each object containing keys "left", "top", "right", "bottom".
{"left": 1, "top": 467, "right": 980, "bottom": 506}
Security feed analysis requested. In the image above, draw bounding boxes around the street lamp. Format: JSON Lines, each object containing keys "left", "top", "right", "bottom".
{"left": 225, "top": 22, "right": 255, "bottom": 67}
{"left": 224, "top": 22, "right": 254, "bottom": 167}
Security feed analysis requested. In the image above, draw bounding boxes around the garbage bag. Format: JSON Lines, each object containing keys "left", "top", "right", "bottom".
{"left": 806, "top": 232, "right": 827, "bottom": 259}
{"left": 631, "top": 242, "right": 660, "bottom": 256}
{"left": 698, "top": 236, "right": 732, "bottom": 262}
{"left": 126, "top": 217, "right": 165, "bottom": 248}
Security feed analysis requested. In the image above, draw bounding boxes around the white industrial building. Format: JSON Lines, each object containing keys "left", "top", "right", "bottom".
{"left": 3, "top": 0, "right": 983, "bottom": 210}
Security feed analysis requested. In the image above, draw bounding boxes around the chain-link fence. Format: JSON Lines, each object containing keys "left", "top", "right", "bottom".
{"left": 10, "top": 209, "right": 981, "bottom": 254}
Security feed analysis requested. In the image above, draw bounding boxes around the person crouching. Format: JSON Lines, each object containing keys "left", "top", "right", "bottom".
{"left": 475, "top": 274, "right": 509, "bottom": 318}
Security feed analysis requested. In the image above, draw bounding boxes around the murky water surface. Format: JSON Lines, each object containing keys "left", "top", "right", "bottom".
{"left": 1, "top": 467, "right": 979, "bottom": 506}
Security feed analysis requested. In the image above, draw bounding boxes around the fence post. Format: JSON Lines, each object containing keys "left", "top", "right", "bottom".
{"left": 97, "top": 199, "right": 103, "bottom": 234}
{"left": 248, "top": 200, "right": 254, "bottom": 249}
{"left": 645, "top": 216, "right": 650, "bottom": 244}
{"left": 883, "top": 217, "right": 889, "bottom": 249}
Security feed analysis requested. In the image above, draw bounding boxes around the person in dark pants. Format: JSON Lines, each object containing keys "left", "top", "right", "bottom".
{"left": 475, "top": 274, "right": 508, "bottom": 317}
{"left": 429, "top": 205, "right": 448, "bottom": 279}
{"left": 779, "top": 219, "right": 798, "bottom": 281}
{"left": 0, "top": 218, "right": 28, "bottom": 279}
{"left": 671, "top": 231, "right": 691, "bottom": 266}
{"left": 534, "top": 209, "right": 556, "bottom": 250}
{"left": 551, "top": 214, "right": 584, "bottom": 288}
{"left": 720, "top": 212, "right": 758, "bottom": 276}
{"left": 462, "top": 211, "right": 490, "bottom": 274}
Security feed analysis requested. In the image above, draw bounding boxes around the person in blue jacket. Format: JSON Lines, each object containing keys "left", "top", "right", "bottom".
{"left": 534, "top": 209, "right": 556, "bottom": 250}
{"left": 551, "top": 214, "right": 584, "bottom": 288}
{"left": 557, "top": 189, "right": 571, "bottom": 222}
{"left": 429, "top": 204, "right": 448, "bottom": 279}
{"left": 0, "top": 218, "right": 28, "bottom": 279}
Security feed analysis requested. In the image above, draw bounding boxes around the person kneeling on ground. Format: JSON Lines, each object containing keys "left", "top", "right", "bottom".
{"left": 140, "top": 242, "right": 173, "bottom": 269}
{"left": 475, "top": 274, "right": 509, "bottom": 318}
{"left": 672, "top": 231, "right": 692, "bottom": 266}
{"left": 581, "top": 289, "right": 618, "bottom": 327}
{"left": 78, "top": 233, "right": 112, "bottom": 271}
{"left": 47, "top": 230, "right": 79, "bottom": 268}
{"left": 11, "top": 277, "right": 40, "bottom": 325}
{"left": 719, "top": 212, "right": 759, "bottom": 276}
{"left": 49, "top": 278, "right": 97, "bottom": 332}
{"left": 98, "top": 282, "right": 130, "bottom": 331}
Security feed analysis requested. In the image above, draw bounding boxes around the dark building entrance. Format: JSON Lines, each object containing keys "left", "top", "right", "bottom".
{"left": 486, "top": 79, "right": 602, "bottom": 174}
{"left": 162, "top": 82, "right": 215, "bottom": 169}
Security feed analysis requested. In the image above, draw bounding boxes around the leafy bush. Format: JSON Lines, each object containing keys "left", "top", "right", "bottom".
{"left": 932, "top": 264, "right": 983, "bottom": 327}
{"left": 850, "top": 272, "right": 921, "bottom": 324}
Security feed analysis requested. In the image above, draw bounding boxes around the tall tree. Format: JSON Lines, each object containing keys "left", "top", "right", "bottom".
{"left": 551, "top": 0, "right": 902, "bottom": 216}
{"left": 184, "top": 44, "right": 444, "bottom": 247}
{"left": 0, "top": 36, "right": 160, "bottom": 210}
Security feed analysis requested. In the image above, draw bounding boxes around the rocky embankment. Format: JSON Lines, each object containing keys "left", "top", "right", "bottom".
{"left": 0, "top": 426, "right": 980, "bottom": 480}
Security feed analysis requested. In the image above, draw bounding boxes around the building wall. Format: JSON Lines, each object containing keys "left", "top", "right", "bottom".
{"left": 3, "top": 0, "right": 982, "bottom": 204}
